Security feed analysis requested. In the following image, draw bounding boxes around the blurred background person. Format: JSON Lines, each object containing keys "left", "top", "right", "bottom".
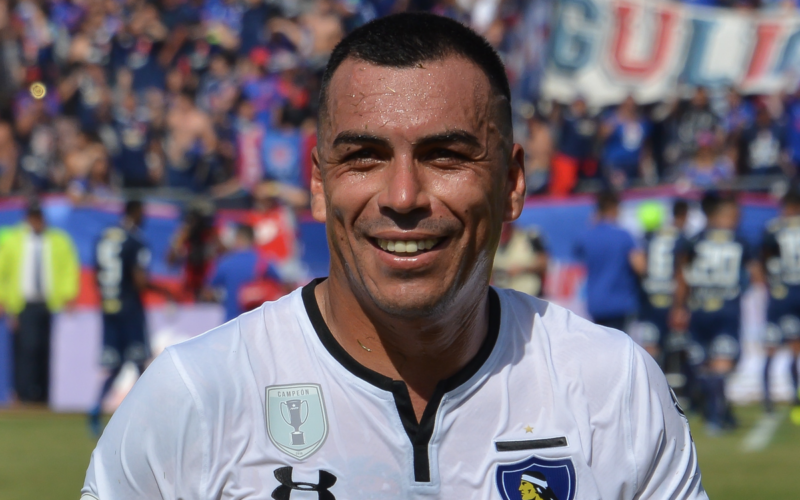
{"left": 761, "top": 188, "right": 800, "bottom": 413}
{"left": 637, "top": 199, "right": 689, "bottom": 365}
{"left": 738, "top": 102, "right": 788, "bottom": 179}
{"left": 522, "top": 106, "right": 553, "bottom": 195}
{"left": 204, "top": 223, "right": 283, "bottom": 322}
{"left": 167, "top": 201, "right": 221, "bottom": 300}
{"left": 678, "top": 131, "right": 735, "bottom": 188}
{"left": 673, "top": 192, "right": 761, "bottom": 434}
{"left": 667, "top": 87, "right": 724, "bottom": 168}
{"left": 575, "top": 190, "right": 646, "bottom": 332}
{"left": 550, "top": 96, "right": 598, "bottom": 196}
{"left": 492, "top": 223, "right": 549, "bottom": 297}
{"left": 0, "top": 200, "right": 79, "bottom": 403}
{"left": 599, "top": 95, "right": 651, "bottom": 189}
{"left": 90, "top": 200, "right": 173, "bottom": 435}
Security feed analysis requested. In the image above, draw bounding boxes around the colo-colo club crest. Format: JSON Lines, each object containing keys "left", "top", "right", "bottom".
{"left": 496, "top": 455, "right": 576, "bottom": 500}
{"left": 266, "top": 384, "right": 328, "bottom": 459}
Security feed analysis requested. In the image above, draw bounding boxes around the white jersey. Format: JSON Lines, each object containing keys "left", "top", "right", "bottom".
{"left": 82, "top": 281, "right": 706, "bottom": 500}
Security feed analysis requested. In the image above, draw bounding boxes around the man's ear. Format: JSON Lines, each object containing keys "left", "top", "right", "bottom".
{"left": 503, "top": 143, "right": 526, "bottom": 222}
{"left": 310, "top": 147, "right": 327, "bottom": 223}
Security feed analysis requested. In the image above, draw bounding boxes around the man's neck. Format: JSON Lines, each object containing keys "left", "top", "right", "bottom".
{"left": 314, "top": 275, "right": 490, "bottom": 421}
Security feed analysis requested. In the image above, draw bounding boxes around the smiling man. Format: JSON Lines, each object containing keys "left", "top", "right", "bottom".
{"left": 81, "top": 13, "right": 706, "bottom": 500}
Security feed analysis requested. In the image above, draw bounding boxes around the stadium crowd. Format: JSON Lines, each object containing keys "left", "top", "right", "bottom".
{"left": 0, "top": 0, "right": 553, "bottom": 203}
{"left": 3, "top": 0, "right": 800, "bottom": 205}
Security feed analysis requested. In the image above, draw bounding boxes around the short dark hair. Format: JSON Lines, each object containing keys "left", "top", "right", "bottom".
{"left": 319, "top": 13, "right": 511, "bottom": 127}
{"left": 125, "top": 199, "right": 143, "bottom": 217}
{"left": 673, "top": 199, "right": 689, "bottom": 219}
{"left": 597, "top": 190, "right": 620, "bottom": 213}
{"left": 782, "top": 187, "right": 800, "bottom": 207}
{"left": 26, "top": 198, "right": 43, "bottom": 218}
{"left": 702, "top": 191, "right": 737, "bottom": 217}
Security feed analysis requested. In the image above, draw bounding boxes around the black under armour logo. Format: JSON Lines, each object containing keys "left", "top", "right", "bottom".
{"left": 272, "top": 466, "right": 337, "bottom": 500}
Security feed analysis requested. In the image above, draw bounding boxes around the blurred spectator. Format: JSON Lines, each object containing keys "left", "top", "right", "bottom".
{"left": 575, "top": 190, "right": 646, "bottom": 333}
{"left": 164, "top": 89, "right": 217, "bottom": 191}
{"left": 679, "top": 131, "right": 735, "bottom": 188}
{"left": 110, "top": 92, "right": 160, "bottom": 188}
{"left": 551, "top": 97, "right": 598, "bottom": 196}
{"left": 600, "top": 95, "right": 651, "bottom": 189}
{"left": 205, "top": 223, "right": 283, "bottom": 321}
{"left": 523, "top": 107, "right": 553, "bottom": 195}
{"left": 784, "top": 86, "right": 800, "bottom": 172}
{"left": 492, "top": 223, "right": 548, "bottom": 297}
{"left": 167, "top": 201, "right": 221, "bottom": 299}
{"left": 241, "top": 187, "right": 306, "bottom": 283}
{"left": 67, "top": 146, "right": 115, "bottom": 202}
{"left": 667, "top": 87, "right": 723, "bottom": 168}
{"left": 722, "top": 88, "right": 754, "bottom": 141}
{"left": 738, "top": 103, "right": 788, "bottom": 177}
{"left": 0, "top": 200, "right": 79, "bottom": 403}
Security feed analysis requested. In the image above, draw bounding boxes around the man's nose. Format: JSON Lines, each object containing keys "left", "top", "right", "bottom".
{"left": 377, "top": 155, "right": 430, "bottom": 214}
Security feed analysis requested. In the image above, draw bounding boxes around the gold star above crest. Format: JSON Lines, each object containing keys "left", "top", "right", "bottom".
{"left": 524, "top": 425, "right": 533, "bottom": 433}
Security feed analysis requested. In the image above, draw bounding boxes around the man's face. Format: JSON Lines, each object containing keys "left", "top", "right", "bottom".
{"left": 27, "top": 214, "right": 45, "bottom": 233}
{"left": 313, "top": 57, "right": 525, "bottom": 316}
{"left": 519, "top": 480, "right": 543, "bottom": 500}
{"left": 710, "top": 203, "right": 739, "bottom": 231}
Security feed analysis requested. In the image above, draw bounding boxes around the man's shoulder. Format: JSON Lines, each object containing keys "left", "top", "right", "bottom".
{"left": 166, "top": 289, "right": 305, "bottom": 378}
{"left": 498, "top": 288, "right": 634, "bottom": 362}
{"left": 498, "top": 289, "right": 638, "bottom": 405}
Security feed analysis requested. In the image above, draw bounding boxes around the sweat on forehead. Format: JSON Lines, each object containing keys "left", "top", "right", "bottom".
{"left": 319, "top": 57, "right": 511, "bottom": 146}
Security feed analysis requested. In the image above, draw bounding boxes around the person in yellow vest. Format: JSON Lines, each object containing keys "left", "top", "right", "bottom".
{"left": 0, "top": 200, "right": 79, "bottom": 403}
{"left": 492, "top": 223, "right": 549, "bottom": 297}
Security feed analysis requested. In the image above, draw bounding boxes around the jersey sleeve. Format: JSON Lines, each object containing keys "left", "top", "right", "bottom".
{"left": 81, "top": 350, "right": 207, "bottom": 500}
{"left": 761, "top": 225, "right": 780, "bottom": 261}
{"left": 627, "top": 344, "right": 707, "bottom": 499}
{"left": 738, "top": 235, "right": 755, "bottom": 265}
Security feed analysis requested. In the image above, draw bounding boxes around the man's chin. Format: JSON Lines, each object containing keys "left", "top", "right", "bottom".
{"left": 361, "top": 280, "right": 456, "bottom": 319}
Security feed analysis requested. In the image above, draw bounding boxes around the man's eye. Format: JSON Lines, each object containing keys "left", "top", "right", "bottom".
{"left": 343, "top": 149, "right": 380, "bottom": 162}
{"left": 425, "top": 149, "right": 466, "bottom": 162}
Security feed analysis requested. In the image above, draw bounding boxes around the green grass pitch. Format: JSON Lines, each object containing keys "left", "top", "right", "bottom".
{"left": 0, "top": 405, "right": 798, "bottom": 499}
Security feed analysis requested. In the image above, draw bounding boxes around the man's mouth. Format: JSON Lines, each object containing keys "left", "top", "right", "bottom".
{"left": 375, "top": 238, "right": 441, "bottom": 256}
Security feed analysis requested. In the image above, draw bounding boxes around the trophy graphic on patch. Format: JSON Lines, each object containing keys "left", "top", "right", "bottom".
{"left": 267, "top": 384, "right": 329, "bottom": 459}
{"left": 280, "top": 399, "right": 309, "bottom": 445}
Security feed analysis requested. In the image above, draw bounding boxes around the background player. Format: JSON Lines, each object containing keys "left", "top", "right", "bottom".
{"left": 761, "top": 188, "right": 800, "bottom": 412}
{"left": 575, "top": 190, "right": 646, "bottom": 332}
{"left": 89, "top": 200, "right": 172, "bottom": 435}
{"left": 638, "top": 199, "right": 689, "bottom": 365}
{"left": 673, "top": 192, "right": 761, "bottom": 434}
{"left": 492, "top": 222, "right": 549, "bottom": 297}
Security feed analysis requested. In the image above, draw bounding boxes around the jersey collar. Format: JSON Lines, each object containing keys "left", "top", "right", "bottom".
{"left": 301, "top": 278, "right": 502, "bottom": 482}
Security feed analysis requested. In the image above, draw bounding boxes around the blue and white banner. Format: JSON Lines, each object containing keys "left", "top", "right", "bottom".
{"left": 545, "top": 0, "right": 800, "bottom": 105}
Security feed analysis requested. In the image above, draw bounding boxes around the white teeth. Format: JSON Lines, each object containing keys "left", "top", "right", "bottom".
{"left": 377, "top": 238, "right": 440, "bottom": 254}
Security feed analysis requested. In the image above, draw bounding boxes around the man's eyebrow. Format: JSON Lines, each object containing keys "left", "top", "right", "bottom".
{"left": 414, "top": 131, "right": 481, "bottom": 148}
{"left": 332, "top": 132, "right": 390, "bottom": 148}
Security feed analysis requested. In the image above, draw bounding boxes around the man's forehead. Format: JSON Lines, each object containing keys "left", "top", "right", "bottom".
{"left": 323, "top": 57, "right": 496, "bottom": 143}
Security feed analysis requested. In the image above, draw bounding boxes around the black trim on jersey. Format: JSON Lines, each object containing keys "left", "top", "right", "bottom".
{"left": 302, "top": 278, "right": 501, "bottom": 483}
{"left": 494, "top": 437, "right": 568, "bottom": 452}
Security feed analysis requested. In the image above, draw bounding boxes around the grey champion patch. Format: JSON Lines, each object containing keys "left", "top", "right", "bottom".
{"left": 266, "top": 384, "right": 329, "bottom": 459}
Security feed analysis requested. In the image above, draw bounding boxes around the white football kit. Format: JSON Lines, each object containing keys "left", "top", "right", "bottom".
{"left": 82, "top": 280, "right": 706, "bottom": 500}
